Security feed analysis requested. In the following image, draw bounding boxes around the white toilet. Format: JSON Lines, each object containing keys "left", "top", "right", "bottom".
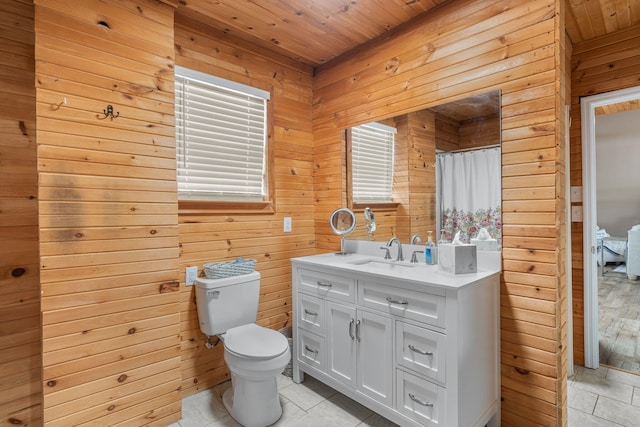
{"left": 195, "top": 271, "right": 290, "bottom": 427}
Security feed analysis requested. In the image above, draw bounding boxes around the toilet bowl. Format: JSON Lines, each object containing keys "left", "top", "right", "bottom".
{"left": 221, "top": 323, "right": 290, "bottom": 427}
{"left": 194, "top": 272, "right": 291, "bottom": 427}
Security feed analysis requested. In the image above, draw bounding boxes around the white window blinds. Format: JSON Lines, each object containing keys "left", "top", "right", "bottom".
{"left": 351, "top": 122, "right": 396, "bottom": 203}
{"left": 175, "top": 66, "right": 270, "bottom": 201}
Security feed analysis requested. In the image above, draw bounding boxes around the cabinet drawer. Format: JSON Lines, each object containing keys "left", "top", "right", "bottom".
{"left": 396, "top": 322, "right": 446, "bottom": 384}
{"left": 358, "top": 281, "right": 446, "bottom": 328}
{"left": 298, "top": 268, "right": 355, "bottom": 303}
{"left": 297, "top": 330, "right": 325, "bottom": 372}
{"left": 297, "top": 293, "right": 325, "bottom": 336}
{"left": 396, "top": 369, "right": 445, "bottom": 427}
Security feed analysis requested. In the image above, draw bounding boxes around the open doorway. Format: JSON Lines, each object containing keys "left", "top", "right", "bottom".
{"left": 582, "top": 86, "right": 640, "bottom": 371}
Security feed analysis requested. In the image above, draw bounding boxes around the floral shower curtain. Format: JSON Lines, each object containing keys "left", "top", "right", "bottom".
{"left": 436, "top": 147, "right": 501, "bottom": 244}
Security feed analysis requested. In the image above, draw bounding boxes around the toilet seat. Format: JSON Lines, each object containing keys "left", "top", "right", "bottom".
{"left": 224, "top": 323, "right": 288, "bottom": 359}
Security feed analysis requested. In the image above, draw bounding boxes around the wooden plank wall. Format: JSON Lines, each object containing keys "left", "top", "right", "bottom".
{"left": 173, "top": 13, "right": 316, "bottom": 397}
{"left": 569, "top": 24, "right": 640, "bottom": 366}
{"left": 0, "top": 1, "right": 41, "bottom": 426}
{"left": 313, "top": 0, "right": 568, "bottom": 425}
{"left": 403, "top": 110, "right": 437, "bottom": 241}
{"left": 34, "top": 0, "right": 182, "bottom": 425}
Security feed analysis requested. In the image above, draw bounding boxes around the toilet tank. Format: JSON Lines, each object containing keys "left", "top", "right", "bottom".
{"left": 195, "top": 271, "right": 260, "bottom": 336}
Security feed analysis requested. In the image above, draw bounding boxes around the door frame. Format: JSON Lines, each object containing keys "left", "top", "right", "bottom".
{"left": 581, "top": 85, "right": 640, "bottom": 369}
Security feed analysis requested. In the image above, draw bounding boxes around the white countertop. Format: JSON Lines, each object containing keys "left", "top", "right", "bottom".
{"left": 291, "top": 251, "right": 500, "bottom": 290}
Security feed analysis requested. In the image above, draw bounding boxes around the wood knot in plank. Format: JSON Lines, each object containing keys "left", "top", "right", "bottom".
{"left": 160, "top": 281, "right": 179, "bottom": 293}
{"left": 47, "top": 380, "right": 57, "bottom": 387}
{"left": 118, "top": 374, "right": 128, "bottom": 383}
{"left": 514, "top": 367, "right": 530, "bottom": 375}
{"left": 11, "top": 268, "right": 25, "bottom": 277}
{"left": 385, "top": 57, "right": 400, "bottom": 74}
{"left": 8, "top": 418, "right": 22, "bottom": 425}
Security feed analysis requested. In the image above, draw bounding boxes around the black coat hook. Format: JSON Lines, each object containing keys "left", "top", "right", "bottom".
{"left": 98, "top": 105, "right": 119, "bottom": 120}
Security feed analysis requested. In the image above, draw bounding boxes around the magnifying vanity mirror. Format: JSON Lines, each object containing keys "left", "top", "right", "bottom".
{"left": 344, "top": 90, "right": 502, "bottom": 250}
{"left": 329, "top": 208, "right": 357, "bottom": 255}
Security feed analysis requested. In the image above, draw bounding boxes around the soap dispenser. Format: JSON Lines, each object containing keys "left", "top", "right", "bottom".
{"left": 425, "top": 231, "right": 435, "bottom": 265}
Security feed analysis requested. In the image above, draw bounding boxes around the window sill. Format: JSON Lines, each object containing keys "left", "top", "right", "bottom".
{"left": 352, "top": 202, "right": 400, "bottom": 211}
{"left": 179, "top": 200, "right": 275, "bottom": 215}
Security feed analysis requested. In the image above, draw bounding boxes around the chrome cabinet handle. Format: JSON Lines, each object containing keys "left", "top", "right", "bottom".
{"left": 349, "top": 318, "right": 355, "bottom": 340}
{"left": 386, "top": 297, "right": 408, "bottom": 305}
{"left": 304, "top": 308, "right": 318, "bottom": 316}
{"left": 409, "top": 344, "right": 433, "bottom": 356}
{"left": 355, "top": 319, "right": 361, "bottom": 342}
{"left": 317, "top": 281, "right": 333, "bottom": 288}
{"left": 304, "top": 345, "right": 318, "bottom": 354}
{"left": 409, "top": 393, "right": 434, "bottom": 407}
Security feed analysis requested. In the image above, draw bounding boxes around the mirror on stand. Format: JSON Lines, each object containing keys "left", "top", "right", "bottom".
{"left": 329, "top": 208, "right": 357, "bottom": 255}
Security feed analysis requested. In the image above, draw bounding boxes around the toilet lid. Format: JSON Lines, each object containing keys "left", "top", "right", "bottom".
{"left": 224, "top": 324, "right": 289, "bottom": 359}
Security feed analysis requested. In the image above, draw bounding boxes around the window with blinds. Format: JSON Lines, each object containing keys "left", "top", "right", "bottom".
{"left": 175, "top": 66, "right": 270, "bottom": 202}
{"left": 351, "top": 122, "right": 396, "bottom": 203}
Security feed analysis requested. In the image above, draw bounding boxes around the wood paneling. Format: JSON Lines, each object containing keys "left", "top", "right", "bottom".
{"left": 570, "top": 23, "right": 640, "bottom": 366}
{"left": 34, "top": 0, "right": 181, "bottom": 425}
{"left": 174, "top": 12, "right": 315, "bottom": 397}
{"left": 0, "top": 1, "right": 40, "bottom": 426}
{"left": 313, "top": 0, "right": 568, "bottom": 425}
{"left": 173, "top": 0, "right": 639, "bottom": 68}
{"left": 177, "top": 0, "right": 449, "bottom": 67}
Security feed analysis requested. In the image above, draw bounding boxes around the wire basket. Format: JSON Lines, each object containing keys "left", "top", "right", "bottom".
{"left": 203, "top": 258, "right": 256, "bottom": 279}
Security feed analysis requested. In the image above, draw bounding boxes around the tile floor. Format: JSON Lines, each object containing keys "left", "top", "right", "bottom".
{"left": 568, "top": 365, "right": 640, "bottom": 426}
{"left": 598, "top": 268, "right": 640, "bottom": 372}
{"left": 168, "top": 366, "right": 640, "bottom": 427}
{"left": 168, "top": 373, "right": 399, "bottom": 427}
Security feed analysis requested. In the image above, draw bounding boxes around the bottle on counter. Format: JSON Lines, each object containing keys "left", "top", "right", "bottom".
{"left": 425, "top": 231, "right": 435, "bottom": 265}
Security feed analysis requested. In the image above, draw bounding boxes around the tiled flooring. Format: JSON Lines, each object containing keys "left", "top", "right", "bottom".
{"left": 568, "top": 365, "right": 640, "bottom": 426}
{"left": 169, "top": 366, "right": 640, "bottom": 427}
{"left": 599, "top": 269, "right": 640, "bottom": 372}
{"left": 168, "top": 374, "right": 399, "bottom": 427}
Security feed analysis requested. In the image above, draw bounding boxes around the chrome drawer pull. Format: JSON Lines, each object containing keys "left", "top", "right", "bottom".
{"left": 304, "top": 308, "right": 318, "bottom": 316}
{"left": 349, "top": 318, "right": 355, "bottom": 340}
{"left": 409, "top": 393, "right": 434, "bottom": 407}
{"left": 409, "top": 344, "right": 433, "bottom": 356}
{"left": 304, "top": 345, "right": 319, "bottom": 354}
{"left": 386, "top": 297, "right": 408, "bottom": 305}
{"left": 317, "top": 281, "right": 333, "bottom": 288}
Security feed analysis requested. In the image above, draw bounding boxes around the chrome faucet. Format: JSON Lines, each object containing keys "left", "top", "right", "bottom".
{"left": 410, "top": 234, "right": 422, "bottom": 245}
{"left": 386, "top": 237, "right": 404, "bottom": 261}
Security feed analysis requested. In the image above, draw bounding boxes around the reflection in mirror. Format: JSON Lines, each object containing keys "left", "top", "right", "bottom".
{"left": 435, "top": 91, "right": 501, "bottom": 249}
{"left": 346, "top": 90, "right": 501, "bottom": 249}
{"left": 363, "top": 207, "right": 376, "bottom": 240}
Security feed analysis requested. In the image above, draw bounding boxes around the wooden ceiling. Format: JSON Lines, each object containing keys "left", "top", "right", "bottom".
{"left": 177, "top": 0, "right": 640, "bottom": 68}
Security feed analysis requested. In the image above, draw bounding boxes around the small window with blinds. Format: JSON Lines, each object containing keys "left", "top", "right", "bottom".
{"left": 350, "top": 122, "right": 396, "bottom": 203}
{"left": 175, "top": 66, "right": 270, "bottom": 203}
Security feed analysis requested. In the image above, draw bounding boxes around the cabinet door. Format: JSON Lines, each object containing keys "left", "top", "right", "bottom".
{"left": 357, "top": 310, "right": 393, "bottom": 407}
{"left": 327, "top": 301, "right": 356, "bottom": 388}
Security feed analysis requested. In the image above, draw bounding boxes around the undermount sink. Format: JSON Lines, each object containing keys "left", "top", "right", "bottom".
{"left": 347, "top": 258, "right": 419, "bottom": 270}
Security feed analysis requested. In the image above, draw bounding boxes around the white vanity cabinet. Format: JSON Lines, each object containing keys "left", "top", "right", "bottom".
{"left": 292, "top": 255, "right": 500, "bottom": 427}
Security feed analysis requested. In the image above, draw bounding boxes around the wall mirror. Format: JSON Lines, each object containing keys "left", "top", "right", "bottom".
{"left": 345, "top": 90, "right": 502, "bottom": 249}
